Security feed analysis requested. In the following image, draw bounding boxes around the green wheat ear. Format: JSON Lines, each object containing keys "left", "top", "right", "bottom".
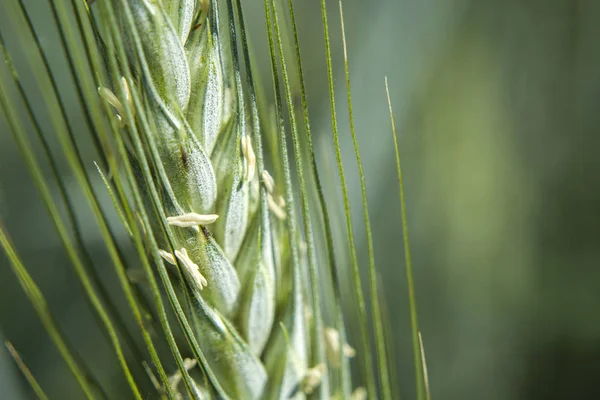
{"left": 0, "top": 0, "right": 428, "bottom": 399}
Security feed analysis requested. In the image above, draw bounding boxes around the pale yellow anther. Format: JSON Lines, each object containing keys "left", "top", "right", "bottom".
{"left": 351, "top": 387, "right": 367, "bottom": 400}
{"left": 120, "top": 77, "right": 131, "bottom": 103}
{"left": 261, "top": 170, "right": 275, "bottom": 193}
{"left": 175, "top": 248, "right": 208, "bottom": 290}
{"left": 158, "top": 249, "right": 176, "bottom": 265}
{"left": 300, "top": 363, "right": 327, "bottom": 395}
{"left": 167, "top": 212, "right": 218, "bottom": 227}
{"left": 241, "top": 135, "right": 256, "bottom": 182}
{"left": 98, "top": 86, "right": 125, "bottom": 117}
{"left": 277, "top": 195, "right": 286, "bottom": 208}
{"left": 98, "top": 78, "right": 134, "bottom": 127}
{"left": 120, "top": 77, "right": 135, "bottom": 119}
{"left": 267, "top": 194, "right": 286, "bottom": 220}
{"left": 343, "top": 343, "right": 356, "bottom": 358}
{"left": 182, "top": 358, "right": 197, "bottom": 370}
{"left": 324, "top": 327, "right": 356, "bottom": 367}
{"left": 168, "top": 358, "right": 198, "bottom": 394}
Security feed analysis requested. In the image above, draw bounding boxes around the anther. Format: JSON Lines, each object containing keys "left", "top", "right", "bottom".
{"left": 324, "top": 327, "right": 356, "bottom": 367}
{"left": 267, "top": 194, "right": 286, "bottom": 220}
{"left": 175, "top": 248, "right": 208, "bottom": 290}
{"left": 300, "top": 363, "right": 327, "bottom": 395}
{"left": 167, "top": 358, "right": 198, "bottom": 393}
{"left": 241, "top": 135, "right": 256, "bottom": 182}
{"left": 261, "top": 170, "right": 275, "bottom": 193}
{"left": 167, "top": 212, "right": 218, "bottom": 227}
{"left": 120, "top": 77, "right": 135, "bottom": 119}
{"left": 352, "top": 387, "right": 367, "bottom": 400}
{"left": 98, "top": 86, "right": 125, "bottom": 117}
{"left": 158, "top": 249, "right": 176, "bottom": 265}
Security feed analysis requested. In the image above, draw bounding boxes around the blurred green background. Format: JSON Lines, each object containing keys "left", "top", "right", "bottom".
{"left": 1, "top": 0, "right": 600, "bottom": 399}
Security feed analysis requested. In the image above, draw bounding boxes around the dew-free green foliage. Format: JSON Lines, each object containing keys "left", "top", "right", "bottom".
{"left": 0, "top": 0, "right": 426, "bottom": 399}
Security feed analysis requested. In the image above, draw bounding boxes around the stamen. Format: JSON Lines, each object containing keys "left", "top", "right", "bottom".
{"left": 158, "top": 249, "right": 176, "bottom": 265}
{"left": 300, "top": 363, "right": 327, "bottom": 395}
{"left": 98, "top": 87, "right": 124, "bottom": 115}
{"left": 167, "top": 212, "right": 218, "bottom": 227}
{"left": 241, "top": 135, "right": 256, "bottom": 182}
{"left": 183, "top": 358, "right": 197, "bottom": 370}
{"left": 343, "top": 343, "right": 356, "bottom": 358}
{"left": 277, "top": 195, "right": 286, "bottom": 208}
{"left": 175, "top": 248, "right": 208, "bottom": 290}
{"left": 120, "top": 77, "right": 135, "bottom": 119}
{"left": 352, "top": 387, "right": 367, "bottom": 400}
{"left": 324, "top": 327, "right": 356, "bottom": 367}
{"left": 167, "top": 358, "right": 198, "bottom": 393}
{"left": 261, "top": 170, "right": 275, "bottom": 193}
{"left": 267, "top": 194, "right": 286, "bottom": 220}
{"left": 98, "top": 80, "right": 135, "bottom": 127}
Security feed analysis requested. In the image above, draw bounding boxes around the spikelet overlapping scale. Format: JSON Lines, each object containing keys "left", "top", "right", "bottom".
{"left": 117, "top": 0, "right": 309, "bottom": 398}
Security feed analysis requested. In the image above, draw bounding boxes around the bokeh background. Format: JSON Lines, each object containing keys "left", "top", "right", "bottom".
{"left": 1, "top": 0, "right": 600, "bottom": 399}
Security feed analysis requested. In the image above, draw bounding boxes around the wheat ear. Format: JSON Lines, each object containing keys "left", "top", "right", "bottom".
{"left": 93, "top": 0, "right": 349, "bottom": 398}
{"left": 0, "top": 0, "right": 428, "bottom": 398}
